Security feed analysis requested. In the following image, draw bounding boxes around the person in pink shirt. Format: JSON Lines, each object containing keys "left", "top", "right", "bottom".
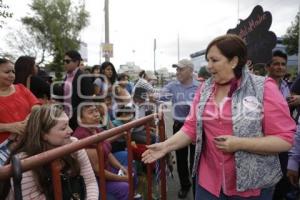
{"left": 52, "top": 50, "right": 94, "bottom": 131}
{"left": 142, "top": 34, "right": 296, "bottom": 200}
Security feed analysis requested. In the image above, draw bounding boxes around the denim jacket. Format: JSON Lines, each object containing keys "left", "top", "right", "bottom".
{"left": 192, "top": 69, "right": 282, "bottom": 192}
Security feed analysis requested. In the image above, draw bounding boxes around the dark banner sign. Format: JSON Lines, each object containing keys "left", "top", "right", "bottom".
{"left": 227, "top": 5, "right": 277, "bottom": 65}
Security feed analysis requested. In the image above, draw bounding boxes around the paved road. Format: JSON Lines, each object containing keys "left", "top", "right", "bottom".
{"left": 161, "top": 103, "right": 194, "bottom": 200}
{"left": 136, "top": 102, "right": 194, "bottom": 200}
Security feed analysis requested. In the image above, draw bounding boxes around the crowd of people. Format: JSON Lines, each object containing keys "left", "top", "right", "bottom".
{"left": 0, "top": 34, "right": 300, "bottom": 200}
{"left": 0, "top": 49, "right": 164, "bottom": 200}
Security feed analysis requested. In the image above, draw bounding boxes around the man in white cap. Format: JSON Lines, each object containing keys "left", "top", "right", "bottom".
{"left": 159, "top": 58, "right": 199, "bottom": 198}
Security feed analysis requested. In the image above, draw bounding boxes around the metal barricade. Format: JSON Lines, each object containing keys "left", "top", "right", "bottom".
{"left": 0, "top": 113, "right": 167, "bottom": 200}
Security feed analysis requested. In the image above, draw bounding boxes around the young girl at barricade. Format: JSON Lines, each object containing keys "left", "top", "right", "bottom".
{"left": 73, "top": 102, "right": 141, "bottom": 200}
{"left": 110, "top": 105, "right": 135, "bottom": 153}
{"left": 7, "top": 104, "right": 98, "bottom": 199}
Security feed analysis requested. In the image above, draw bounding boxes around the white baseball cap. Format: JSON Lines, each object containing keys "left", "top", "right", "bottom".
{"left": 172, "top": 59, "right": 194, "bottom": 70}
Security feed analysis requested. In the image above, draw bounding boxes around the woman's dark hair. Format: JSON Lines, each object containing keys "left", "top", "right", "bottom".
{"left": 14, "top": 56, "right": 36, "bottom": 85}
{"left": 65, "top": 50, "right": 82, "bottom": 66}
{"left": 91, "top": 65, "right": 101, "bottom": 74}
{"left": 0, "top": 58, "right": 12, "bottom": 65}
{"left": 100, "top": 61, "right": 118, "bottom": 84}
{"left": 90, "top": 65, "right": 101, "bottom": 82}
{"left": 205, "top": 34, "right": 247, "bottom": 79}
{"left": 139, "top": 70, "right": 146, "bottom": 79}
{"left": 118, "top": 73, "right": 129, "bottom": 81}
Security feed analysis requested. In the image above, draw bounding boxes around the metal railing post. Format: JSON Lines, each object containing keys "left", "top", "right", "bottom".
{"left": 51, "top": 160, "right": 63, "bottom": 200}
{"left": 158, "top": 112, "right": 167, "bottom": 200}
{"left": 125, "top": 130, "right": 134, "bottom": 200}
{"left": 145, "top": 122, "right": 153, "bottom": 200}
{"left": 97, "top": 143, "right": 107, "bottom": 200}
{"left": 11, "top": 155, "right": 22, "bottom": 200}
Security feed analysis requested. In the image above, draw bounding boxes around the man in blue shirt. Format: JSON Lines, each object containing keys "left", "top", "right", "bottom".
{"left": 159, "top": 59, "right": 199, "bottom": 198}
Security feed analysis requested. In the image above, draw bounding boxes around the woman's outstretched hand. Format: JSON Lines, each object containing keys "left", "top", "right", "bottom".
{"left": 142, "top": 142, "right": 167, "bottom": 164}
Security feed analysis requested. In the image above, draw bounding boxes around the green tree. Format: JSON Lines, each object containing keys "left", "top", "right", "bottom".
{"left": 283, "top": 12, "right": 299, "bottom": 55}
{"left": 21, "top": 0, "right": 89, "bottom": 80}
{"left": 0, "top": 0, "right": 13, "bottom": 28}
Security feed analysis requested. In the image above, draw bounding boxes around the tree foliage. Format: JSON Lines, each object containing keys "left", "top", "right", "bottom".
{"left": 21, "top": 0, "right": 89, "bottom": 79}
{"left": 283, "top": 12, "right": 299, "bottom": 55}
{"left": 4, "top": 27, "right": 51, "bottom": 64}
{"left": 0, "top": 0, "right": 13, "bottom": 28}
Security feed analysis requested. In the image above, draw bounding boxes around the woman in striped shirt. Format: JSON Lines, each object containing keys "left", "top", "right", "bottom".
{"left": 7, "top": 104, "right": 98, "bottom": 200}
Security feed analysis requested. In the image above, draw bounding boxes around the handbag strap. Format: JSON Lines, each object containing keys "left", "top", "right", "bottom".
{"left": 61, "top": 173, "right": 85, "bottom": 200}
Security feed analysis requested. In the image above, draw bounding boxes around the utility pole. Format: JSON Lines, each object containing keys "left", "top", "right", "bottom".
{"left": 154, "top": 38, "right": 156, "bottom": 74}
{"left": 104, "top": 0, "right": 110, "bottom": 62}
{"left": 237, "top": 0, "right": 240, "bottom": 24}
{"left": 177, "top": 33, "right": 180, "bottom": 62}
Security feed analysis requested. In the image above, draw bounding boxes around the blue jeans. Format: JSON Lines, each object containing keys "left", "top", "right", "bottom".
{"left": 113, "top": 151, "right": 128, "bottom": 166}
{"left": 195, "top": 183, "right": 273, "bottom": 200}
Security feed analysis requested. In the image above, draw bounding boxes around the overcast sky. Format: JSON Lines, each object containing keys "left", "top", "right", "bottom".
{"left": 1, "top": 0, "right": 299, "bottom": 72}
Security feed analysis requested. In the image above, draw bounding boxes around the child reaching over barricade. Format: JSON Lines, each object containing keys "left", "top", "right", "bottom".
{"left": 111, "top": 105, "right": 135, "bottom": 153}
{"left": 73, "top": 102, "right": 142, "bottom": 200}
{"left": 132, "top": 87, "right": 157, "bottom": 144}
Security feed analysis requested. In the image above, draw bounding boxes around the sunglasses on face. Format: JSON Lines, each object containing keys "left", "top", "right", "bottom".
{"left": 63, "top": 59, "right": 73, "bottom": 64}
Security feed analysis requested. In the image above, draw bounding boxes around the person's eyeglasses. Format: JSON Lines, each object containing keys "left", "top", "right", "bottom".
{"left": 63, "top": 59, "right": 73, "bottom": 64}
